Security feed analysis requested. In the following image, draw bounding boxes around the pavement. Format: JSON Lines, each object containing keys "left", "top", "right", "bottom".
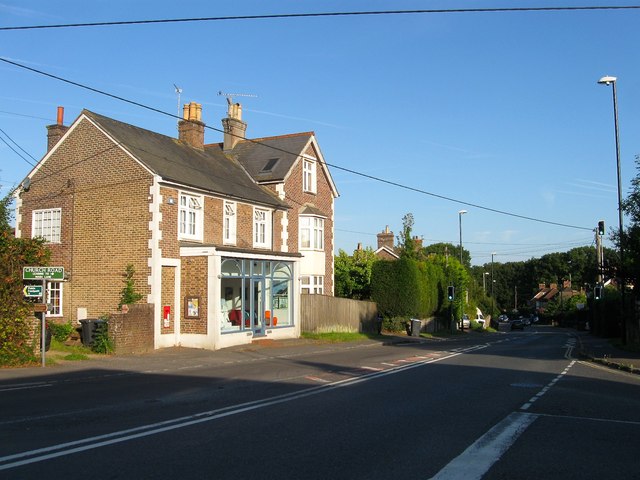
{"left": 576, "top": 330, "right": 640, "bottom": 375}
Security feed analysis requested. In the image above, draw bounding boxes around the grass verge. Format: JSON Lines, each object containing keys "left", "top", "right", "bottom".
{"left": 301, "top": 332, "right": 377, "bottom": 342}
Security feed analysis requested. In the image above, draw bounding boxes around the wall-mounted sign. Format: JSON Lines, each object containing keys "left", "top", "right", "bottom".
{"left": 23, "top": 266, "right": 64, "bottom": 280}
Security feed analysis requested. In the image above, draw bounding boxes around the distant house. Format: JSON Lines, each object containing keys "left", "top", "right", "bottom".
{"left": 530, "top": 283, "right": 560, "bottom": 312}
{"left": 530, "top": 280, "right": 580, "bottom": 312}
{"left": 14, "top": 100, "right": 338, "bottom": 351}
{"left": 374, "top": 226, "right": 399, "bottom": 260}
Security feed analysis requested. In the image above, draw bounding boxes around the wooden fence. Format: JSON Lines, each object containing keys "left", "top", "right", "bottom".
{"left": 300, "top": 295, "right": 379, "bottom": 334}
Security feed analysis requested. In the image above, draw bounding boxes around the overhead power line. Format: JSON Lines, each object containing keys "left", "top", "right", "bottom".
{"left": 0, "top": 56, "right": 594, "bottom": 231}
{"left": 1, "top": 6, "right": 639, "bottom": 31}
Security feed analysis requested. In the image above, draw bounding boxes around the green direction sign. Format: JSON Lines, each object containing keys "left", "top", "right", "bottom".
{"left": 23, "top": 285, "right": 43, "bottom": 297}
{"left": 23, "top": 266, "right": 64, "bottom": 280}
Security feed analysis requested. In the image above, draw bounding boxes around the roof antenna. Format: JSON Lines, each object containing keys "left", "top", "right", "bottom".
{"left": 173, "top": 84, "right": 183, "bottom": 125}
{"left": 217, "top": 91, "right": 258, "bottom": 105}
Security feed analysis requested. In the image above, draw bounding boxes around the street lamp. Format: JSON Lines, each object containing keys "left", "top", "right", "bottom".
{"left": 458, "top": 210, "right": 467, "bottom": 265}
{"left": 598, "top": 75, "right": 626, "bottom": 343}
{"left": 483, "top": 272, "right": 489, "bottom": 293}
{"left": 491, "top": 252, "right": 496, "bottom": 316}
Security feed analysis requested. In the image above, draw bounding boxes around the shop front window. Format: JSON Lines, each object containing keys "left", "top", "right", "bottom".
{"left": 220, "top": 259, "right": 292, "bottom": 333}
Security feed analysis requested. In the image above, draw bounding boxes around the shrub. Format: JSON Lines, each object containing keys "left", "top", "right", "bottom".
{"left": 91, "top": 317, "right": 114, "bottom": 354}
{"left": 383, "top": 316, "right": 410, "bottom": 333}
{"left": 49, "top": 321, "right": 74, "bottom": 342}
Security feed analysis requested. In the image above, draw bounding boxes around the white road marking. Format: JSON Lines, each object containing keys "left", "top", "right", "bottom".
{"left": 0, "top": 383, "right": 51, "bottom": 392}
{"left": 430, "top": 412, "right": 537, "bottom": 480}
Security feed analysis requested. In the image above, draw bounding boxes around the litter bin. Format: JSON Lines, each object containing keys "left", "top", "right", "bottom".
{"left": 79, "top": 319, "right": 103, "bottom": 346}
{"left": 410, "top": 318, "right": 421, "bottom": 337}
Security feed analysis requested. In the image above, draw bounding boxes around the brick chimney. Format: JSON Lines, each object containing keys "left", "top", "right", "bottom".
{"left": 413, "top": 236, "right": 423, "bottom": 250}
{"left": 222, "top": 99, "right": 247, "bottom": 151}
{"left": 377, "top": 226, "right": 394, "bottom": 250}
{"left": 178, "top": 102, "right": 205, "bottom": 149}
{"left": 46, "top": 106, "right": 69, "bottom": 151}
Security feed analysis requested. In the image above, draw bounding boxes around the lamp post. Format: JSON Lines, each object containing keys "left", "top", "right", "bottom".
{"left": 483, "top": 272, "right": 489, "bottom": 293}
{"left": 598, "top": 75, "right": 626, "bottom": 344}
{"left": 458, "top": 210, "right": 467, "bottom": 266}
{"left": 491, "top": 252, "right": 496, "bottom": 317}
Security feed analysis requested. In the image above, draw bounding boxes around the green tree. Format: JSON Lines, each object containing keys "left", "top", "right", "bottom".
{"left": 0, "top": 190, "right": 50, "bottom": 366}
{"left": 620, "top": 155, "right": 640, "bottom": 294}
{"left": 423, "top": 242, "right": 470, "bottom": 269}
{"left": 334, "top": 247, "right": 378, "bottom": 300}
{"left": 397, "top": 213, "right": 417, "bottom": 259}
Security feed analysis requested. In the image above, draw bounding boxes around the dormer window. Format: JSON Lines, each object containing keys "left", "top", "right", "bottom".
{"left": 179, "top": 193, "right": 203, "bottom": 241}
{"left": 302, "top": 157, "right": 317, "bottom": 194}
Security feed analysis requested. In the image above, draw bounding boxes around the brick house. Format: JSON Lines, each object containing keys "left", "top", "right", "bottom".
{"left": 14, "top": 100, "right": 338, "bottom": 350}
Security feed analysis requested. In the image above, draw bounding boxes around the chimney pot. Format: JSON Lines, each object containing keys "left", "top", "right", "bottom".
{"left": 222, "top": 102, "right": 247, "bottom": 151}
{"left": 46, "top": 106, "right": 69, "bottom": 151}
{"left": 178, "top": 102, "right": 205, "bottom": 149}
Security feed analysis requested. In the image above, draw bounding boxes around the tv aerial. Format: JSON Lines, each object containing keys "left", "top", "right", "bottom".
{"left": 218, "top": 90, "right": 258, "bottom": 105}
{"left": 173, "top": 84, "right": 183, "bottom": 124}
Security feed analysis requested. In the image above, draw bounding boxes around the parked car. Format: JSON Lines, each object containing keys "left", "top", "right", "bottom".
{"left": 511, "top": 318, "right": 525, "bottom": 330}
{"left": 474, "top": 314, "right": 486, "bottom": 328}
{"left": 459, "top": 314, "right": 470, "bottom": 329}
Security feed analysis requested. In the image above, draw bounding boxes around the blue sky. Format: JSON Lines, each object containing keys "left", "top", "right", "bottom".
{"left": 1, "top": 1, "right": 639, "bottom": 266}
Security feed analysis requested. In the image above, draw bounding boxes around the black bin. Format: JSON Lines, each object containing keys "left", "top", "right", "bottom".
{"left": 79, "top": 319, "right": 104, "bottom": 346}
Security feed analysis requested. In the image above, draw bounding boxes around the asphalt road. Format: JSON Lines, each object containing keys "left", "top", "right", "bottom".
{"left": 2, "top": 327, "right": 639, "bottom": 479}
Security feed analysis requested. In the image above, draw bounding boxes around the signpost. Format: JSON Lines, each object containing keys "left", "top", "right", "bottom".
{"left": 23, "top": 285, "right": 43, "bottom": 298}
{"left": 23, "top": 267, "right": 64, "bottom": 368}
{"left": 23, "top": 266, "right": 64, "bottom": 280}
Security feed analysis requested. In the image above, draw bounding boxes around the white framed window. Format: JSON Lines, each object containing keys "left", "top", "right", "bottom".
{"left": 302, "top": 157, "right": 317, "bottom": 193}
{"left": 299, "top": 216, "right": 324, "bottom": 250}
{"left": 46, "top": 282, "right": 63, "bottom": 316}
{"left": 179, "top": 193, "right": 203, "bottom": 241}
{"left": 223, "top": 201, "right": 237, "bottom": 245}
{"left": 32, "top": 208, "right": 61, "bottom": 243}
{"left": 253, "top": 207, "right": 272, "bottom": 248}
{"left": 301, "top": 275, "right": 324, "bottom": 295}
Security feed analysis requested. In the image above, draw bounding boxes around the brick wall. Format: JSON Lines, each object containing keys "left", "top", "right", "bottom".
{"left": 109, "top": 303, "right": 154, "bottom": 354}
{"left": 279, "top": 143, "right": 335, "bottom": 294}
{"left": 160, "top": 186, "right": 179, "bottom": 258}
{"left": 18, "top": 117, "right": 153, "bottom": 324}
{"left": 236, "top": 202, "right": 254, "bottom": 249}
{"left": 180, "top": 256, "right": 208, "bottom": 334}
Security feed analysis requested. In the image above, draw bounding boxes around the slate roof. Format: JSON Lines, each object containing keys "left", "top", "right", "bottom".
{"left": 223, "top": 133, "right": 314, "bottom": 183}
{"left": 82, "top": 110, "right": 288, "bottom": 209}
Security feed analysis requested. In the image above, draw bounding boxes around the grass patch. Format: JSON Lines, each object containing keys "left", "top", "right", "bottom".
{"left": 301, "top": 332, "right": 373, "bottom": 342}
{"left": 63, "top": 353, "right": 89, "bottom": 361}
{"left": 50, "top": 339, "right": 92, "bottom": 354}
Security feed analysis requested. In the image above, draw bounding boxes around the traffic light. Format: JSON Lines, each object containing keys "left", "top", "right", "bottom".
{"left": 447, "top": 285, "right": 455, "bottom": 301}
{"left": 598, "top": 220, "right": 605, "bottom": 236}
{"left": 594, "top": 285, "right": 602, "bottom": 300}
